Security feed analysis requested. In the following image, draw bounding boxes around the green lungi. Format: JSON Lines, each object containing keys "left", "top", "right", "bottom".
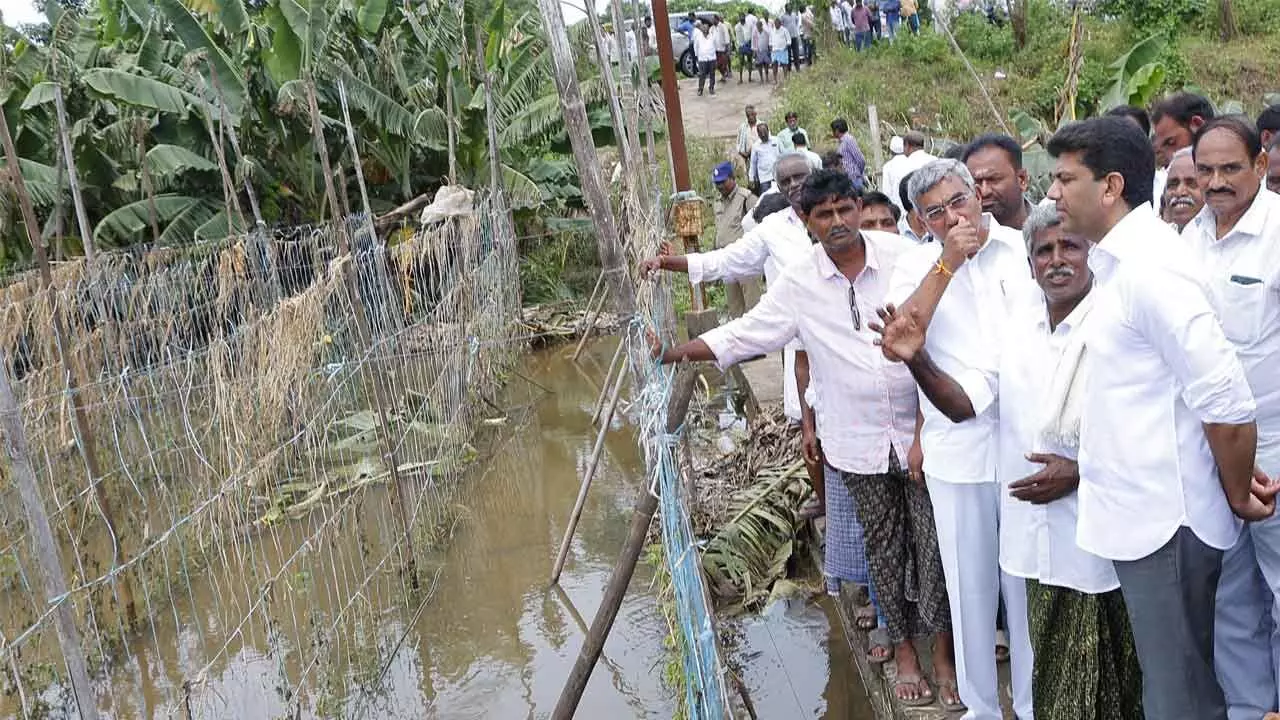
{"left": 1026, "top": 579, "right": 1144, "bottom": 720}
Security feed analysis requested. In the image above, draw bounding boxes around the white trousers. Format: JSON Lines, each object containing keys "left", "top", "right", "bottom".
{"left": 782, "top": 346, "right": 800, "bottom": 421}
{"left": 925, "top": 477, "right": 1034, "bottom": 720}
{"left": 1214, "top": 524, "right": 1278, "bottom": 719}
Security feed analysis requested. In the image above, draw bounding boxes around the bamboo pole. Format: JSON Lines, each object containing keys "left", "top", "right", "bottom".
{"left": 591, "top": 337, "right": 627, "bottom": 426}
{"left": 201, "top": 106, "right": 248, "bottom": 234}
{"left": 549, "top": 361, "right": 628, "bottom": 584}
{"left": 318, "top": 79, "right": 419, "bottom": 590}
{"left": 552, "top": 369, "right": 697, "bottom": 719}
{"left": 135, "top": 120, "right": 162, "bottom": 247}
{"left": 571, "top": 282, "right": 610, "bottom": 362}
{"left": 52, "top": 86, "right": 95, "bottom": 262}
{"left": 0, "top": 354, "right": 101, "bottom": 720}
{"left": 534, "top": 0, "right": 636, "bottom": 316}
{"left": 583, "top": 6, "right": 633, "bottom": 184}
{"left": 0, "top": 96, "right": 136, "bottom": 628}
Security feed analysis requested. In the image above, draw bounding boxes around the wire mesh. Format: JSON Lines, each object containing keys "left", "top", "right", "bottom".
{"left": 0, "top": 190, "right": 521, "bottom": 718}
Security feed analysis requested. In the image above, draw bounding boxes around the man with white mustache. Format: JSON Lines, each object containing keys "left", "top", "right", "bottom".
{"left": 1162, "top": 147, "right": 1204, "bottom": 232}
{"left": 874, "top": 204, "right": 1144, "bottom": 717}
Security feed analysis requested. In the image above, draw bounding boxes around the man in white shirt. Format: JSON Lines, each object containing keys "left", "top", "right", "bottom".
{"left": 1151, "top": 93, "right": 1215, "bottom": 209}
{"left": 840, "top": 0, "right": 855, "bottom": 44}
{"left": 792, "top": 132, "right": 823, "bottom": 171}
{"left": 1162, "top": 147, "right": 1204, "bottom": 232}
{"left": 653, "top": 169, "right": 958, "bottom": 708}
{"left": 712, "top": 16, "right": 731, "bottom": 81}
{"left": 736, "top": 105, "right": 760, "bottom": 164}
{"left": 693, "top": 22, "right": 718, "bottom": 96}
{"left": 875, "top": 204, "right": 1144, "bottom": 717}
{"left": 886, "top": 159, "right": 1038, "bottom": 718}
{"left": 829, "top": 2, "right": 847, "bottom": 42}
{"left": 1181, "top": 116, "right": 1280, "bottom": 720}
{"left": 884, "top": 132, "right": 936, "bottom": 217}
{"left": 638, "top": 154, "right": 813, "bottom": 421}
{"left": 897, "top": 171, "right": 930, "bottom": 243}
{"left": 749, "top": 123, "right": 782, "bottom": 193}
{"left": 1045, "top": 115, "right": 1271, "bottom": 720}
{"left": 735, "top": 15, "right": 756, "bottom": 83}
{"left": 963, "top": 134, "right": 1033, "bottom": 230}
{"left": 767, "top": 17, "right": 791, "bottom": 83}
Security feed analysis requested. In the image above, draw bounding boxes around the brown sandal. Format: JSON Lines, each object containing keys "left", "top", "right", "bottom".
{"left": 936, "top": 678, "right": 966, "bottom": 712}
{"left": 892, "top": 673, "right": 934, "bottom": 706}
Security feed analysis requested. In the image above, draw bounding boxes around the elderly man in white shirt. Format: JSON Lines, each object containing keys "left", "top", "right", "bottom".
{"left": 749, "top": 123, "right": 783, "bottom": 193}
{"left": 653, "top": 169, "right": 958, "bottom": 708}
{"left": 639, "top": 154, "right": 813, "bottom": 422}
{"left": 1181, "top": 116, "right": 1280, "bottom": 720}
{"left": 886, "top": 158, "right": 1038, "bottom": 718}
{"left": 875, "top": 204, "right": 1144, "bottom": 717}
{"left": 1045, "top": 116, "right": 1273, "bottom": 720}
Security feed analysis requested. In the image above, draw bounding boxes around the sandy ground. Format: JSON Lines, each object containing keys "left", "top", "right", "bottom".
{"left": 675, "top": 74, "right": 779, "bottom": 140}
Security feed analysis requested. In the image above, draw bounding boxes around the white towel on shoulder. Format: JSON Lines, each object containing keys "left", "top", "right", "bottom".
{"left": 1039, "top": 293, "right": 1096, "bottom": 450}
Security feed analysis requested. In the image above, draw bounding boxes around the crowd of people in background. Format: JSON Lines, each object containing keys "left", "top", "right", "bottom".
{"left": 639, "top": 93, "right": 1280, "bottom": 719}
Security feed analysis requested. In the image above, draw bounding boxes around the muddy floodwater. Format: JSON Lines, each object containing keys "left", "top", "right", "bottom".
{"left": 14, "top": 340, "right": 870, "bottom": 718}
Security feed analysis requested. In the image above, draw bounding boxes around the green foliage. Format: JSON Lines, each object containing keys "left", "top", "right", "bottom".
{"left": 1096, "top": 0, "right": 1208, "bottom": 34}
{"left": 1099, "top": 32, "right": 1167, "bottom": 111}
{"left": 950, "top": 11, "right": 1014, "bottom": 62}
{"left": 1197, "top": 0, "right": 1280, "bottom": 36}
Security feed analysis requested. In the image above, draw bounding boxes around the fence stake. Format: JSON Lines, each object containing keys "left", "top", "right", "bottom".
{"left": 0, "top": 101, "right": 136, "bottom": 628}
{"left": 591, "top": 337, "right": 627, "bottom": 426}
{"left": 0, "top": 353, "right": 101, "bottom": 720}
{"left": 52, "top": 85, "right": 96, "bottom": 262}
{"left": 552, "top": 368, "right": 697, "bottom": 719}
{"left": 550, "top": 359, "right": 628, "bottom": 585}
{"left": 571, "top": 282, "right": 610, "bottom": 362}
{"left": 867, "top": 104, "right": 884, "bottom": 183}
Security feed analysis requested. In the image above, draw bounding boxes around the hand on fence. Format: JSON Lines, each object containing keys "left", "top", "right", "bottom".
{"left": 645, "top": 328, "right": 664, "bottom": 361}
{"left": 639, "top": 255, "right": 664, "bottom": 279}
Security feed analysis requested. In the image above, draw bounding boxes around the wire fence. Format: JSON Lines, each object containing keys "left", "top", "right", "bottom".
{"left": 0, "top": 190, "right": 520, "bottom": 718}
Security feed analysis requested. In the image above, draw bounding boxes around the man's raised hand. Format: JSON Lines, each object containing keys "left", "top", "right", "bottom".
{"left": 869, "top": 303, "right": 926, "bottom": 363}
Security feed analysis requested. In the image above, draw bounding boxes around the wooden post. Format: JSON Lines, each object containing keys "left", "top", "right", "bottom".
{"left": 52, "top": 86, "right": 95, "bottom": 262}
{"left": 0, "top": 96, "right": 136, "bottom": 629}
{"left": 590, "top": 337, "right": 627, "bottom": 426}
{"left": 534, "top": 0, "right": 636, "bottom": 316}
{"left": 0, "top": 354, "right": 102, "bottom": 720}
{"left": 549, "top": 361, "right": 628, "bottom": 585}
{"left": 649, "top": 0, "right": 692, "bottom": 192}
{"left": 583, "top": 7, "right": 633, "bottom": 184}
{"left": 551, "top": 368, "right": 697, "bottom": 719}
{"left": 867, "top": 105, "right": 884, "bottom": 185}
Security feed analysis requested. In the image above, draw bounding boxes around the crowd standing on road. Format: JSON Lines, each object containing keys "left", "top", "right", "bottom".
{"left": 640, "top": 83, "right": 1280, "bottom": 719}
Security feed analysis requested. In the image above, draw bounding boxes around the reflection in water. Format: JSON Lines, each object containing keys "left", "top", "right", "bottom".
{"left": 6, "top": 340, "right": 868, "bottom": 718}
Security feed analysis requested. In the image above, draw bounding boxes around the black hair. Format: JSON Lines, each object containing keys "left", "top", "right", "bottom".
{"left": 1257, "top": 105, "right": 1280, "bottom": 137}
{"left": 752, "top": 192, "right": 793, "bottom": 222}
{"left": 821, "top": 150, "right": 842, "bottom": 169}
{"left": 1151, "top": 93, "right": 1215, "bottom": 128}
{"left": 962, "top": 133, "right": 1023, "bottom": 170}
{"left": 1105, "top": 105, "right": 1152, "bottom": 136}
{"left": 1193, "top": 114, "right": 1263, "bottom": 159}
{"left": 786, "top": 111, "right": 799, "bottom": 121}
{"left": 941, "top": 143, "right": 967, "bottom": 161}
{"left": 830, "top": 118, "right": 849, "bottom": 135}
{"left": 1047, "top": 116, "right": 1154, "bottom": 211}
{"left": 899, "top": 172, "right": 915, "bottom": 212}
{"left": 793, "top": 131, "right": 808, "bottom": 146}
{"left": 862, "top": 190, "right": 901, "bottom": 221}
{"left": 798, "top": 170, "right": 859, "bottom": 215}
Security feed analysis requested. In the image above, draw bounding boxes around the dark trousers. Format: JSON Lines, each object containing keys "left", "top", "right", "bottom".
{"left": 1113, "top": 526, "right": 1227, "bottom": 720}
{"left": 697, "top": 60, "right": 716, "bottom": 94}
{"left": 854, "top": 30, "right": 872, "bottom": 51}
{"left": 789, "top": 37, "right": 800, "bottom": 68}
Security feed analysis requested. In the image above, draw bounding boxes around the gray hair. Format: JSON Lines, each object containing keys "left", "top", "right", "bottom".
{"left": 906, "top": 159, "right": 975, "bottom": 211}
{"left": 1022, "top": 203, "right": 1062, "bottom": 253}
{"left": 1171, "top": 146, "right": 1193, "bottom": 161}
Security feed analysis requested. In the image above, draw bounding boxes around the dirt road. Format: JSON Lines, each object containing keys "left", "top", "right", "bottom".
{"left": 675, "top": 75, "right": 778, "bottom": 139}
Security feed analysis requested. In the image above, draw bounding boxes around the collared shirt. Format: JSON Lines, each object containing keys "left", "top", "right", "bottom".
{"left": 714, "top": 23, "right": 730, "bottom": 51}
{"left": 1182, "top": 188, "right": 1280, "bottom": 473}
{"left": 714, "top": 184, "right": 758, "bottom": 250}
{"left": 687, "top": 205, "right": 809, "bottom": 288}
{"left": 1153, "top": 167, "right": 1168, "bottom": 208}
{"left": 736, "top": 122, "right": 760, "bottom": 159}
{"left": 997, "top": 296, "right": 1119, "bottom": 594}
{"left": 780, "top": 12, "right": 800, "bottom": 36}
{"left": 887, "top": 214, "right": 1039, "bottom": 484}
{"left": 702, "top": 234, "right": 920, "bottom": 474}
{"left": 768, "top": 25, "right": 791, "bottom": 51}
{"left": 837, "top": 134, "right": 866, "bottom": 191}
{"left": 885, "top": 149, "right": 938, "bottom": 214}
{"left": 749, "top": 139, "right": 782, "bottom": 185}
{"left": 851, "top": 5, "right": 871, "bottom": 31}
{"left": 1077, "top": 204, "right": 1255, "bottom": 562}
{"left": 799, "top": 148, "right": 823, "bottom": 171}
{"left": 776, "top": 126, "right": 807, "bottom": 153}
{"left": 829, "top": 5, "right": 846, "bottom": 28}
{"left": 736, "top": 22, "right": 752, "bottom": 48}
{"left": 694, "top": 30, "right": 717, "bottom": 61}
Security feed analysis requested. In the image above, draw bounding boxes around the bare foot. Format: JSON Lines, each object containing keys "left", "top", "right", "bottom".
{"left": 893, "top": 641, "right": 933, "bottom": 704}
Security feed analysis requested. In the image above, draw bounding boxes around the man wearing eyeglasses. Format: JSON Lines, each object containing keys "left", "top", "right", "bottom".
{"left": 885, "top": 158, "right": 1040, "bottom": 718}
{"left": 650, "top": 170, "right": 958, "bottom": 708}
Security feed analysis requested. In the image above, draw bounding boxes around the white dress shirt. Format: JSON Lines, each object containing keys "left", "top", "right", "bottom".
{"left": 880, "top": 153, "right": 909, "bottom": 209}
{"left": 1152, "top": 167, "right": 1168, "bottom": 208}
{"left": 687, "top": 206, "right": 810, "bottom": 420}
{"left": 702, "top": 234, "right": 919, "bottom": 473}
{"left": 1077, "top": 204, "right": 1256, "bottom": 562}
{"left": 997, "top": 296, "right": 1119, "bottom": 594}
{"left": 749, "top": 139, "right": 781, "bottom": 186}
{"left": 768, "top": 25, "right": 790, "bottom": 51}
{"left": 1181, "top": 188, "right": 1280, "bottom": 473}
{"left": 829, "top": 5, "right": 846, "bottom": 29}
{"left": 887, "top": 214, "right": 1039, "bottom": 484}
{"left": 694, "top": 30, "right": 717, "bottom": 62}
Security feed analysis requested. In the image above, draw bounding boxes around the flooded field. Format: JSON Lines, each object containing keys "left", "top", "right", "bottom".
{"left": 4, "top": 339, "right": 870, "bottom": 718}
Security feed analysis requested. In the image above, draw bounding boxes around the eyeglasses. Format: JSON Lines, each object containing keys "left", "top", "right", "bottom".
{"left": 848, "top": 286, "right": 861, "bottom": 332}
{"left": 921, "top": 190, "right": 973, "bottom": 223}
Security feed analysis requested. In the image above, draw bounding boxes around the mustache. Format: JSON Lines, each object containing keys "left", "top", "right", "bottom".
{"left": 1206, "top": 188, "right": 1235, "bottom": 196}
{"left": 1045, "top": 265, "right": 1075, "bottom": 281}
{"left": 1170, "top": 196, "right": 1197, "bottom": 207}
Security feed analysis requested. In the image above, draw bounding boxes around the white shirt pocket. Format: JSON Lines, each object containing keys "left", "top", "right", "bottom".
{"left": 1218, "top": 274, "right": 1267, "bottom": 345}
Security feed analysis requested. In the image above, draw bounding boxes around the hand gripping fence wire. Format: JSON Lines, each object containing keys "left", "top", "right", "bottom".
{"left": 627, "top": 318, "right": 730, "bottom": 719}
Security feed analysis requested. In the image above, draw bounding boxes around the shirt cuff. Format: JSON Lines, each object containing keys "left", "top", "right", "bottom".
{"left": 686, "top": 253, "right": 707, "bottom": 285}
{"left": 699, "top": 326, "right": 740, "bottom": 371}
{"left": 951, "top": 366, "right": 996, "bottom": 416}
{"left": 1183, "top": 357, "right": 1257, "bottom": 425}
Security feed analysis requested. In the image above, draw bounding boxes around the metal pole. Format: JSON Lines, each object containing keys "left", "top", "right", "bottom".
{"left": 649, "top": 0, "right": 692, "bottom": 191}
{"left": 0, "top": 354, "right": 102, "bottom": 720}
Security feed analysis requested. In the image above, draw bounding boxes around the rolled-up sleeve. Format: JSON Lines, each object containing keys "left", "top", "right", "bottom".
{"left": 687, "top": 230, "right": 770, "bottom": 285}
{"left": 951, "top": 366, "right": 997, "bottom": 416}
{"left": 1134, "top": 269, "right": 1256, "bottom": 424}
{"left": 700, "top": 281, "right": 799, "bottom": 369}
